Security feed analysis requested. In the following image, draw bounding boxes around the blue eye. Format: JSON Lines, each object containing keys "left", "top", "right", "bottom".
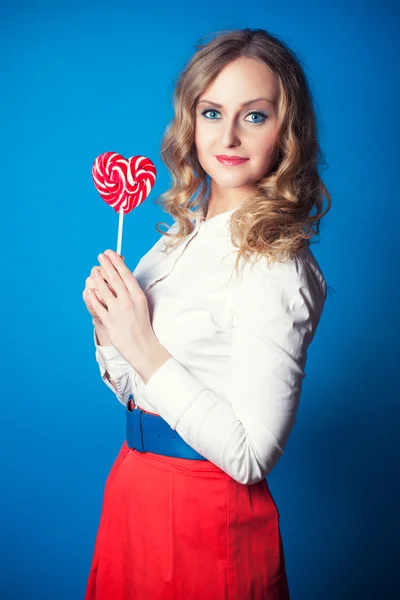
{"left": 200, "top": 109, "right": 267, "bottom": 124}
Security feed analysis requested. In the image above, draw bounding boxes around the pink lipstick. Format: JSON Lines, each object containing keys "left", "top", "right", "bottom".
{"left": 215, "top": 155, "right": 249, "bottom": 166}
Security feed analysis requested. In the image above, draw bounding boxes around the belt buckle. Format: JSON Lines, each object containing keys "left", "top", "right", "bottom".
{"left": 127, "top": 395, "right": 147, "bottom": 454}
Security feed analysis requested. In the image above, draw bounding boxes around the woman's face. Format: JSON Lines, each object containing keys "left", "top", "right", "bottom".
{"left": 194, "top": 57, "right": 280, "bottom": 193}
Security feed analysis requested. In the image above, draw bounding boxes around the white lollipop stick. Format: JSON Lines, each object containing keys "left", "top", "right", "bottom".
{"left": 117, "top": 208, "right": 124, "bottom": 256}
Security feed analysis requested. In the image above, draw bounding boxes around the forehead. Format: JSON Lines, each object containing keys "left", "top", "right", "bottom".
{"left": 198, "top": 58, "right": 279, "bottom": 106}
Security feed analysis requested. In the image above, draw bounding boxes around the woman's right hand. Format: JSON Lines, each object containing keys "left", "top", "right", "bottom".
{"left": 82, "top": 256, "right": 124, "bottom": 321}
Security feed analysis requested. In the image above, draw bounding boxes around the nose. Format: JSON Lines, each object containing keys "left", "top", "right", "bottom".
{"left": 220, "top": 117, "right": 241, "bottom": 148}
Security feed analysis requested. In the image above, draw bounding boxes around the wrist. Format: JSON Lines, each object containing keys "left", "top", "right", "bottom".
{"left": 135, "top": 340, "right": 172, "bottom": 385}
{"left": 92, "top": 317, "right": 104, "bottom": 326}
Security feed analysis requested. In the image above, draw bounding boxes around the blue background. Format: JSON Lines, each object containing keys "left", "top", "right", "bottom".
{"left": 1, "top": 1, "right": 398, "bottom": 598}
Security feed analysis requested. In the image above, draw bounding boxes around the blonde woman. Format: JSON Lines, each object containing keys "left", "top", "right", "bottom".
{"left": 83, "top": 27, "right": 331, "bottom": 600}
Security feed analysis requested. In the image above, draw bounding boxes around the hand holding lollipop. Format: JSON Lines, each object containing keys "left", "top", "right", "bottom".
{"left": 86, "top": 151, "right": 168, "bottom": 375}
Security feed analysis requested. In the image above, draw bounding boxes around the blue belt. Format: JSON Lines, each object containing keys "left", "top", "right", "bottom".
{"left": 126, "top": 395, "right": 207, "bottom": 460}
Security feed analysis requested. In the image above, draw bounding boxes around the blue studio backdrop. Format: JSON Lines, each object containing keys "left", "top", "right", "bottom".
{"left": 1, "top": 1, "right": 398, "bottom": 599}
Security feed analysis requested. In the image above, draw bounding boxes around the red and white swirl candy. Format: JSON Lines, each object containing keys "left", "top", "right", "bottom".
{"left": 91, "top": 151, "right": 157, "bottom": 256}
{"left": 92, "top": 152, "right": 156, "bottom": 215}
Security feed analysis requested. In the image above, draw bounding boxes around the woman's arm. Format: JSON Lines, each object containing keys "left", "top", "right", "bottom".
{"left": 93, "top": 318, "right": 118, "bottom": 392}
{"left": 93, "top": 317, "right": 112, "bottom": 346}
{"left": 93, "top": 318, "right": 134, "bottom": 404}
{"left": 138, "top": 254, "right": 328, "bottom": 485}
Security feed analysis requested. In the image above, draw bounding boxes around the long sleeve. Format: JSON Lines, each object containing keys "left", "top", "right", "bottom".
{"left": 93, "top": 327, "right": 133, "bottom": 407}
{"left": 140, "top": 254, "right": 327, "bottom": 485}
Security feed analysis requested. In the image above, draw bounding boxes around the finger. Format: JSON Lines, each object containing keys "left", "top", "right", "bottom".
{"left": 93, "top": 266, "right": 115, "bottom": 304}
{"left": 98, "top": 253, "right": 128, "bottom": 298}
{"left": 91, "top": 287, "right": 107, "bottom": 308}
{"left": 90, "top": 271, "right": 117, "bottom": 297}
{"left": 103, "top": 250, "right": 143, "bottom": 299}
{"left": 88, "top": 287, "right": 108, "bottom": 322}
{"left": 84, "top": 286, "right": 106, "bottom": 310}
{"left": 90, "top": 267, "right": 111, "bottom": 284}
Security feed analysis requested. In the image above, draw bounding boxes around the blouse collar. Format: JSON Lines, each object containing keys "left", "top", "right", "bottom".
{"left": 191, "top": 207, "right": 237, "bottom": 238}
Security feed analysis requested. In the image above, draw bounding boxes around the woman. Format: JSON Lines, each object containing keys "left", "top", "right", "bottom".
{"left": 83, "top": 27, "right": 331, "bottom": 600}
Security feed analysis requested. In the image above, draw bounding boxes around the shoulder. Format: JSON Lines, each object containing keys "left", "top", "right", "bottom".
{"left": 229, "top": 247, "right": 327, "bottom": 325}
{"left": 234, "top": 246, "right": 325, "bottom": 290}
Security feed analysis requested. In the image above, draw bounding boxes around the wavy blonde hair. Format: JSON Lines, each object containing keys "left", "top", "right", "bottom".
{"left": 153, "top": 27, "right": 331, "bottom": 277}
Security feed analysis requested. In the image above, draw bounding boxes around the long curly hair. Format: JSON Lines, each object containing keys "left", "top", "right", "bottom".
{"left": 153, "top": 27, "right": 331, "bottom": 277}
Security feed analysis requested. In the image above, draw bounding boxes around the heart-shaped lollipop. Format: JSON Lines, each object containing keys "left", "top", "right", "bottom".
{"left": 92, "top": 152, "right": 156, "bottom": 214}
{"left": 92, "top": 152, "right": 157, "bottom": 255}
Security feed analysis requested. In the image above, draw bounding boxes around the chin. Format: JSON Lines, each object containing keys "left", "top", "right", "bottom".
{"left": 211, "top": 173, "right": 253, "bottom": 188}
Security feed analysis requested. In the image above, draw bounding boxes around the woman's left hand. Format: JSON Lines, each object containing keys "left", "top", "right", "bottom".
{"left": 88, "top": 249, "right": 158, "bottom": 372}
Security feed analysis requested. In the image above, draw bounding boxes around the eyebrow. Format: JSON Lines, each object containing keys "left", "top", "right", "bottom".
{"left": 197, "top": 97, "right": 276, "bottom": 107}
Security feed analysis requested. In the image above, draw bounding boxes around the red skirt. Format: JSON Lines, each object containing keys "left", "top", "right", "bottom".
{"left": 84, "top": 409, "right": 290, "bottom": 600}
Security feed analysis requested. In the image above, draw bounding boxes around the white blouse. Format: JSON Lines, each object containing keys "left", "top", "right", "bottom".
{"left": 93, "top": 207, "right": 327, "bottom": 485}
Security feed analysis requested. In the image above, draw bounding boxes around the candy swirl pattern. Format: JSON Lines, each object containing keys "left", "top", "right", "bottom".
{"left": 92, "top": 152, "right": 156, "bottom": 214}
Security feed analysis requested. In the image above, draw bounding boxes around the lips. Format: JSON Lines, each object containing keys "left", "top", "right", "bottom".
{"left": 216, "top": 155, "right": 249, "bottom": 166}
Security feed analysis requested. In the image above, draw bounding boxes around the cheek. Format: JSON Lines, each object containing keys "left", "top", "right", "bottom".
{"left": 195, "top": 122, "right": 215, "bottom": 150}
{"left": 252, "top": 148, "right": 277, "bottom": 179}
{"left": 257, "top": 134, "right": 278, "bottom": 162}
{"left": 194, "top": 128, "right": 204, "bottom": 156}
